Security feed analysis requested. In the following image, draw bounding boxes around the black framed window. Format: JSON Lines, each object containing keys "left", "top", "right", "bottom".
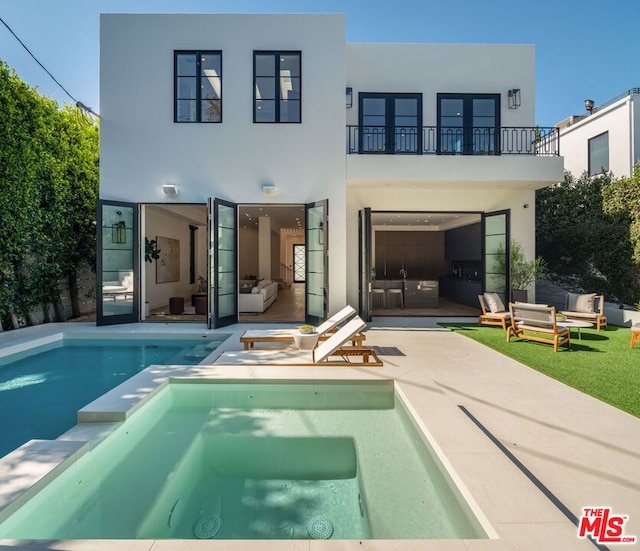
{"left": 175, "top": 51, "right": 222, "bottom": 123}
{"left": 588, "top": 132, "right": 609, "bottom": 175}
{"left": 437, "top": 93, "right": 500, "bottom": 155}
{"left": 358, "top": 93, "right": 422, "bottom": 154}
{"left": 254, "top": 51, "right": 301, "bottom": 123}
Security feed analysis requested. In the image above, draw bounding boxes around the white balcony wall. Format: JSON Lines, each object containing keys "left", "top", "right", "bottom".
{"left": 347, "top": 155, "right": 563, "bottom": 189}
{"left": 559, "top": 97, "right": 635, "bottom": 179}
{"left": 100, "top": 14, "right": 348, "bottom": 310}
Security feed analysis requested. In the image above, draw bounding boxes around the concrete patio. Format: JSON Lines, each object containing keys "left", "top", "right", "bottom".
{"left": 0, "top": 317, "right": 638, "bottom": 550}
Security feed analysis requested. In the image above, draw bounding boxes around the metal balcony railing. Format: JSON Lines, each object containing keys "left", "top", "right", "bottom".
{"left": 346, "top": 125, "right": 559, "bottom": 156}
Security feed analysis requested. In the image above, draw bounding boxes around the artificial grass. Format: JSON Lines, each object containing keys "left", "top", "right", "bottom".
{"left": 441, "top": 323, "right": 640, "bottom": 418}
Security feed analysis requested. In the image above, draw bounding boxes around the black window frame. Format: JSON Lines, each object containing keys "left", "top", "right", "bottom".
{"left": 253, "top": 51, "right": 301, "bottom": 124}
{"left": 358, "top": 92, "right": 423, "bottom": 154}
{"left": 174, "top": 50, "right": 223, "bottom": 123}
{"left": 437, "top": 93, "right": 501, "bottom": 155}
{"left": 588, "top": 131, "right": 609, "bottom": 176}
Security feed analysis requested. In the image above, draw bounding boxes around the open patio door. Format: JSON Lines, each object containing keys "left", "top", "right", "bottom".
{"left": 97, "top": 200, "right": 139, "bottom": 326}
{"left": 305, "top": 199, "right": 328, "bottom": 326}
{"left": 208, "top": 197, "right": 238, "bottom": 329}
{"left": 358, "top": 208, "right": 373, "bottom": 321}
{"left": 482, "top": 209, "right": 510, "bottom": 304}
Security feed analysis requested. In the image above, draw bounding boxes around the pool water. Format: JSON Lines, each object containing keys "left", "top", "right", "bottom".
{"left": 0, "top": 337, "right": 225, "bottom": 458}
{"left": 0, "top": 382, "right": 490, "bottom": 540}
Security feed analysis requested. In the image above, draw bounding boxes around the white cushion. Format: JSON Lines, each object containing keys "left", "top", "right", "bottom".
{"left": 575, "top": 293, "right": 596, "bottom": 313}
{"left": 484, "top": 292, "right": 505, "bottom": 313}
{"left": 567, "top": 292, "right": 579, "bottom": 311}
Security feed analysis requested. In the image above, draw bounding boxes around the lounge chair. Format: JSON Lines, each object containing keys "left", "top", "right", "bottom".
{"left": 214, "top": 317, "right": 382, "bottom": 366}
{"left": 478, "top": 293, "right": 511, "bottom": 331}
{"left": 239, "top": 305, "right": 364, "bottom": 350}
{"left": 560, "top": 293, "right": 607, "bottom": 331}
{"left": 507, "top": 302, "right": 570, "bottom": 352}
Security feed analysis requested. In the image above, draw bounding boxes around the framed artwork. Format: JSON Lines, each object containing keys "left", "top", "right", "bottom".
{"left": 156, "top": 236, "right": 180, "bottom": 283}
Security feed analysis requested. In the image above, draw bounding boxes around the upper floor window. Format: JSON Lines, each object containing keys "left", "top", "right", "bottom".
{"left": 437, "top": 93, "right": 500, "bottom": 155}
{"left": 175, "top": 51, "right": 222, "bottom": 123}
{"left": 254, "top": 51, "right": 300, "bottom": 123}
{"left": 588, "top": 132, "right": 609, "bottom": 175}
{"left": 358, "top": 93, "right": 422, "bottom": 154}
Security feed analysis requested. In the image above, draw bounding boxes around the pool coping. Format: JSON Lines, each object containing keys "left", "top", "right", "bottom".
{"left": 1, "top": 320, "right": 638, "bottom": 550}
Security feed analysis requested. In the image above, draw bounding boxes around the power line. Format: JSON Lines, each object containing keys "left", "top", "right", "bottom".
{"left": 0, "top": 15, "right": 99, "bottom": 118}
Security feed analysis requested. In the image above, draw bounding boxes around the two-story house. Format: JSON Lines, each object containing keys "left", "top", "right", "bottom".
{"left": 98, "top": 13, "right": 563, "bottom": 328}
{"left": 556, "top": 89, "right": 640, "bottom": 178}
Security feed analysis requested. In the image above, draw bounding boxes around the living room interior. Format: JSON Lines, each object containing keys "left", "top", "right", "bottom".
{"left": 143, "top": 203, "right": 306, "bottom": 323}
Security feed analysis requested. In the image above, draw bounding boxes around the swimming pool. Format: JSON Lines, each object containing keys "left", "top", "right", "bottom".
{"left": 0, "top": 381, "right": 493, "bottom": 540}
{"left": 0, "top": 335, "right": 227, "bottom": 459}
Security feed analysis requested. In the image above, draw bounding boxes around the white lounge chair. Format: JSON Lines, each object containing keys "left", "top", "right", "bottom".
{"left": 214, "top": 317, "right": 382, "bottom": 366}
{"left": 239, "top": 305, "right": 363, "bottom": 350}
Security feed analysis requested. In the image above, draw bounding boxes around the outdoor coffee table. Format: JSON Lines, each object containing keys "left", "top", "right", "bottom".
{"left": 557, "top": 319, "right": 593, "bottom": 340}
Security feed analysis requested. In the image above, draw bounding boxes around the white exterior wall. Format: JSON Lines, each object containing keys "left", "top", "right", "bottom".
{"left": 559, "top": 97, "right": 635, "bottom": 179}
{"left": 346, "top": 43, "right": 536, "bottom": 128}
{"left": 344, "top": 43, "right": 555, "bottom": 307}
{"left": 100, "top": 14, "right": 347, "bottom": 311}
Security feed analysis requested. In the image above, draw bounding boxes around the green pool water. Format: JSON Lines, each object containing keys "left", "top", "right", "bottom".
{"left": 0, "top": 381, "right": 490, "bottom": 540}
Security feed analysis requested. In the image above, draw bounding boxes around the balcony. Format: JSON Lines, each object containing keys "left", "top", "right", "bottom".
{"left": 346, "top": 125, "right": 559, "bottom": 156}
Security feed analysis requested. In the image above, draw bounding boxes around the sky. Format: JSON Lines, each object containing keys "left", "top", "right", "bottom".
{"left": 0, "top": 0, "right": 639, "bottom": 127}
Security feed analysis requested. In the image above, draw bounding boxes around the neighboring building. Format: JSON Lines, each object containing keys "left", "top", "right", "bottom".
{"left": 556, "top": 89, "right": 640, "bottom": 178}
{"left": 98, "top": 13, "right": 563, "bottom": 328}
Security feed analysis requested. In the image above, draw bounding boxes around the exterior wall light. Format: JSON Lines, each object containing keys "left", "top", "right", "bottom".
{"left": 346, "top": 87, "right": 353, "bottom": 108}
{"left": 508, "top": 88, "right": 521, "bottom": 109}
{"left": 262, "top": 184, "right": 277, "bottom": 197}
{"left": 584, "top": 99, "right": 595, "bottom": 113}
{"left": 162, "top": 184, "right": 179, "bottom": 196}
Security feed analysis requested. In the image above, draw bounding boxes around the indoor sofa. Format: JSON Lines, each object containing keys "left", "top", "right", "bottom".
{"left": 238, "top": 279, "right": 278, "bottom": 313}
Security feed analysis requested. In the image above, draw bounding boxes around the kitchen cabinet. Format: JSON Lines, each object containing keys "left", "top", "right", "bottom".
{"left": 440, "top": 278, "right": 482, "bottom": 308}
{"left": 404, "top": 280, "right": 438, "bottom": 308}
{"left": 444, "top": 223, "right": 481, "bottom": 261}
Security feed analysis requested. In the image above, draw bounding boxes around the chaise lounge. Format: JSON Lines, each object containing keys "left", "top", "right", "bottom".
{"left": 213, "top": 317, "right": 382, "bottom": 366}
{"left": 239, "top": 305, "right": 363, "bottom": 349}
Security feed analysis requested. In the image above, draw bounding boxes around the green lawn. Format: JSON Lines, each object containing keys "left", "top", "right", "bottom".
{"left": 441, "top": 323, "right": 640, "bottom": 418}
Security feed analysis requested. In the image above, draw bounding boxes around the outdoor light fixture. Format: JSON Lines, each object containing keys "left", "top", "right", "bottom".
{"left": 346, "top": 87, "right": 353, "bottom": 108}
{"left": 112, "top": 221, "right": 126, "bottom": 244}
{"left": 508, "top": 88, "right": 521, "bottom": 109}
{"left": 262, "top": 184, "right": 277, "bottom": 197}
{"left": 584, "top": 99, "right": 595, "bottom": 113}
{"left": 162, "top": 184, "right": 179, "bottom": 197}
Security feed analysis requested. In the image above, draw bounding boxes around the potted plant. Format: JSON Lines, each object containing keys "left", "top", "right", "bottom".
{"left": 508, "top": 241, "right": 547, "bottom": 302}
{"left": 144, "top": 237, "right": 161, "bottom": 263}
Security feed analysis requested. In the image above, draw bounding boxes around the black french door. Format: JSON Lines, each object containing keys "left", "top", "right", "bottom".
{"left": 438, "top": 93, "right": 500, "bottom": 155}
{"left": 359, "top": 93, "right": 422, "bottom": 154}
{"left": 208, "top": 197, "right": 238, "bottom": 329}
{"left": 97, "top": 200, "right": 139, "bottom": 326}
{"left": 482, "top": 209, "right": 510, "bottom": 303}
{"left": 358, "top": 208, "right": 373, "bottom": 322}
{"left": 305, "top": 199, "right": 328, "bottom": 325}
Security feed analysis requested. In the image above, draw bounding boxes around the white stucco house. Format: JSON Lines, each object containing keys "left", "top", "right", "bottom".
{"left": 556, "top": 89, "right": 640, "bottom": 179}
{"left": 97, "top": 13, "right": 563, "bottom": 328}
